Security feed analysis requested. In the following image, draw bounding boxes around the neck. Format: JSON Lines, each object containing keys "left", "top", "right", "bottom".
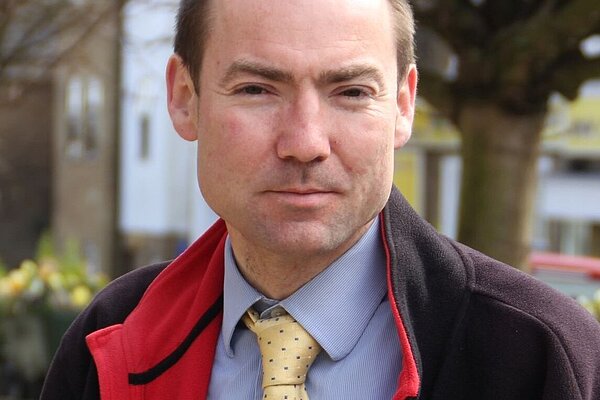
{"left": 227, "top": 222, "right": 373, "bottom": 300}
{"left": 230, "top": 241, "right": 333, "bottom": 300}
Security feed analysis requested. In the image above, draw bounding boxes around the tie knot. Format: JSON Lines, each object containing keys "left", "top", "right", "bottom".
{"left": 243, "top": 308, "right": 322, "bottom": 391}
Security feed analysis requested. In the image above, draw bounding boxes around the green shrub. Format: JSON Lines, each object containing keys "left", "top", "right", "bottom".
{"left": 0, "top": 233, "right": 107, "bottom": 316}
{"left": 0, "top": 234, "right": 108, "bottom": 385}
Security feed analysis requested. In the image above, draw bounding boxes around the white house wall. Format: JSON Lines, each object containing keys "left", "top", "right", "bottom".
{"left": 539, "top": 174, "right": 600, "bottom": 222}
{"left": 120, "top": 0, "right": 216, "bottom": 240}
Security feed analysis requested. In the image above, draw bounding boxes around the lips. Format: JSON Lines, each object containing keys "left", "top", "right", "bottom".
{"left": 264, "top": 188, "right": 338, "bottom": 208}
{"left": 274, "top": 188, "right": 332, "bottom": 194}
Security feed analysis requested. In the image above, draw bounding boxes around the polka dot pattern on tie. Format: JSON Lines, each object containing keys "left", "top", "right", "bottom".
{"left": 243, "top": 308, "right": 322, "bottom": 400}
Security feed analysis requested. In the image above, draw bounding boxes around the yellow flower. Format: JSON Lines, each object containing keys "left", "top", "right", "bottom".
{"left": 6, "top": 269, "right": 29, "bottom": 296}
{"left": 39, "top": 259, "right": 59, "bottom": 281}
{"left": 19, "top": 259, "right": 38, "bottom": 278}
{"left": 64, "top": 272, "right": 80, "bottom": 289}
{"left": 0, "top": 279, "right": 12, "bottom": 298}
{"left": 47, "top": 272, "right": 64, "bottom": 291}
{"left": 70, "top": 285, "right": 93, "bottom": 308}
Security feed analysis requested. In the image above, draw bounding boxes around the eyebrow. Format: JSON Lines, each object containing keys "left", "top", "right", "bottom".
{"left": 220, "top": 60, "right": 294, "bottom": 87}
{"left": 318, "top": 65, "right": 387, "bottom": 91}
{"left": 219, "top": 59, "right": 386, "bottom": 90}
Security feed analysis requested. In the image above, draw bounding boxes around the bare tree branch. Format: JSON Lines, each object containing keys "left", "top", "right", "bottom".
{"left": 0, "top": 3, "right": 65, "bottom": 72}
{"left": 43, "top": 0, "right": 127, "bottom": 71}
{"left": 550, "top": 55, "right": 600, "bottom": 100}
{"left": 493, "top": 0, "right": 600, "bottom": 86}
{"left": 415, "top": 0, "right": 600, "bottom": 114}
{"left": 413, "top": 0, "right": 489, "bottom": 52}
{"left": 0, "top": 0, "right": 126, "bottom": 86}
{"left": 0, "top": 0, "right": 128, "bottom": 102}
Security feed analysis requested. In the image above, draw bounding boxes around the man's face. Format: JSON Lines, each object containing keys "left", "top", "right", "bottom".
{"left": 173, "top": 0, "right": 416, "bottom": 261}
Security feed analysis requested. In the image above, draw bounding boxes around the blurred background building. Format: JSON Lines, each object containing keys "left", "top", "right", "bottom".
{"left": 52, "top": 1, "right": 122, "bottom": 278}
{"left": 0, "top": 0, "right": 216, "bottom": 277}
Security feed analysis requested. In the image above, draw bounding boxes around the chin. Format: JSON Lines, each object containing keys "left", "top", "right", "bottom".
{"left": 262, "top": 222, "right": 360, "bottom": 257}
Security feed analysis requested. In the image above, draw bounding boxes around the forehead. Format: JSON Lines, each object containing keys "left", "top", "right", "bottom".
{"left": 202, "top": 0, "right": 397, "bottom": 76}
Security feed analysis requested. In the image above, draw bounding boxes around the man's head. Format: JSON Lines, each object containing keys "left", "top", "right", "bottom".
{"left": 167, "top": 0, "right": 417, "bottom": 288}
{"left": 174, "top": 0, "right": 415, "bottom": 93}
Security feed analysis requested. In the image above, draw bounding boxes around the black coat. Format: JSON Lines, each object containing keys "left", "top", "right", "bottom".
{"left": 42, "top": 188, "right": 600, "bottom": 399}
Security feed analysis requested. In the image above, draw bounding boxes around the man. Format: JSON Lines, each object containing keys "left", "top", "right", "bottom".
{"left": 42, "top": 0, "right": 600, "bottom": 399}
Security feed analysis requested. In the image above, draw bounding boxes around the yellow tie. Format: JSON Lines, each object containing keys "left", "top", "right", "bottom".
{"left": 242, "top": 308, "right": 322, "bottom": 400}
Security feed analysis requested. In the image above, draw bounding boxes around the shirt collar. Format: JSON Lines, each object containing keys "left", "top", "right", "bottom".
{"left": 222, "top": 240, "right": 263, "bottom": 357}
{"left": 222, "top": 217, "right": 387, "bottom": 361}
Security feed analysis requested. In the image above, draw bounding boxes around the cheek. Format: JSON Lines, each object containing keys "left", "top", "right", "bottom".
{"left": 196, "top": 113, "right": 244, "bottom": 188}
{"left": 202, "top": 111, "right": 269, "bottom": 166}
{"left": 198, "top": 110, "right": 282, "bottom": 205}
{"left": 336, "top": 119, "right": 395, "bottom": 178}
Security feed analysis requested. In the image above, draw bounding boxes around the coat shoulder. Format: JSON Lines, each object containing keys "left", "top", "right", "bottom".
{"left": 454, "top": 242, "right": 600, "bottom": 398}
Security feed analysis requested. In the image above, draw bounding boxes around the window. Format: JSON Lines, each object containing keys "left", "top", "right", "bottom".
{"left": 85, "top": 77, "right": 103, "bottom": 154}
{"left": 139, "top": 113, "right": 151, "bottom": 160}
{"left": 64, "top": 75, "right": 104, "bottom": 159}
{"left": 66, "top": 77, "right": 84, "bottom": 158}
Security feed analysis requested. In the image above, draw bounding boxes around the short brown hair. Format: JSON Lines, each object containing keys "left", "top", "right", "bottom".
{"left": 174, "top": 0, "right": 213, "bottom": 92}
{"left": 387, "top": 0, "right": 416, "bottom": 78}
{"left": 174, "top": 0, "right": 415, "bottom": 92}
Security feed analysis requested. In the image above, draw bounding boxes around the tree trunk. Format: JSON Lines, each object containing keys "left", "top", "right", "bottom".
{"left": 591, "top": 224, "right": 600, "bottom": 258}
{"left": 457, "top": 104, "right": 545, "bottom": 270}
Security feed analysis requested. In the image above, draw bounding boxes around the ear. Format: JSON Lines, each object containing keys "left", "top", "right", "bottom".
{"left": 394, "top": 64, "right": 418, "bottom": 149}
{"left": 166, "top": 54, "right": 198, "bottom": 141}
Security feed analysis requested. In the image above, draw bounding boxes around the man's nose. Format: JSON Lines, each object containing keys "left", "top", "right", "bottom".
{"left": 276, "top": 92, "right": 331, "bottom": 163}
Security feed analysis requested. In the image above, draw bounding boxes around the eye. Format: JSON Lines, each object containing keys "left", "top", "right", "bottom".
{"left": 341, "top": 88, "right": 366, "bottom": 98}
{"left": 239, "top": 85, "right": 268, "bottom": 95}
{"left": 338, "top": 87, "right": 373, "bottom": 100}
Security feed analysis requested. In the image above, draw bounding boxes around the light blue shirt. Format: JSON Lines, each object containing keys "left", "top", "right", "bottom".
{"left": 207, "top": 218, "right": 402, "bottom": 399}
